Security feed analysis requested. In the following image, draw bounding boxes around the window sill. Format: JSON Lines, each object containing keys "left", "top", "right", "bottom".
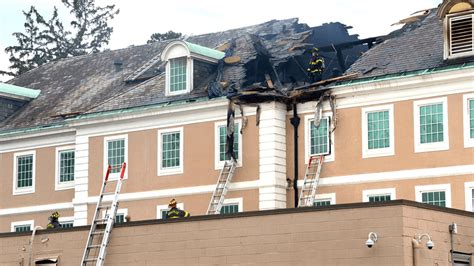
{"left": 55, "top": 182, "right": 75, "bottom": 191}
{"left": 362, "top": 148, "right": 395, "bottom": 159}
{"left": 414, "top": 142, "right": 449, "bottom": 153}
{"left": 13, "top": 188, "right": 35, "bottom": 195}
{"left": 158, "top": 167, "right": 183, "bottom": 176}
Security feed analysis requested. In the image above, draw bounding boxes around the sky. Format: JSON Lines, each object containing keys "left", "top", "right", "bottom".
{"left": 0, "top": 0, "right": 442, "bottom": 82}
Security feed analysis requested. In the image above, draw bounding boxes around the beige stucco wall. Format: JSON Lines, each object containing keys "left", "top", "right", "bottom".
{"left": 286, "top": 93, "right": 474, "bottom": 208}
{"left": 88, "top": 116, "right": 259, "bottom": 196}
{"left": 0, "top": 202, "right": 472, "bottom": 265}
{"left": 0, "top": 209, "right": 74, "bottom": 233}
{"left": 0, "top": 146, "right": 75, "bottom": 209}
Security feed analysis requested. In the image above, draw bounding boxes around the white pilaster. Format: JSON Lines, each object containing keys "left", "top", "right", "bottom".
{"left": 258, "top": 102, "right": 287, "bottom": 210}
{"left": 73, "top": 135, "right": 89, "bottom": 226}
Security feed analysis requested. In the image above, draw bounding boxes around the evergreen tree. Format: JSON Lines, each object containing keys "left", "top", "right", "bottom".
{"left": 1, "top": 0, "right": 119, "bottom": 77}
{"left": 147, "top": 31, "right": 182, "bottom": 43}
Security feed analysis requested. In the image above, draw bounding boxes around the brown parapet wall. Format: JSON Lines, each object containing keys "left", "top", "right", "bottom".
{"left": 1, "top": 200, "right": 472, "bottom": 265}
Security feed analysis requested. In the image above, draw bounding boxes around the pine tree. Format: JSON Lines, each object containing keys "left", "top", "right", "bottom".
{"left": 147, "top": 31, "right": 182, "bottom": 43}
{"left": 1, "top": 0, "right": 119, "bottom": 77}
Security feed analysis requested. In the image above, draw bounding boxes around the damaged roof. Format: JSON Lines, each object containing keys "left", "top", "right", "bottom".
{"left": 345, "top": 8, "right": 474, "bottom": 78}
{"left": 1, "top": 18, "right": 365, "bottom": 132}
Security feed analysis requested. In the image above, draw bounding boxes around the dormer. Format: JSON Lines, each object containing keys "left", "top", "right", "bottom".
{"left": 438, "top": 0, "right": 474, "bottom": 59}
{"left": 161, "top": 41, "right": 225, "bottom": 96}
{"left": 0, "top": 83, "right": 40, "bottom": 122}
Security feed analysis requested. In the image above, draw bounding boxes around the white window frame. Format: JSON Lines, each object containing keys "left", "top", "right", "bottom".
{"left": 361, "top": 104, "right": 395, "bottom": 158}
{"left": 465, "top": 181, "right": 474, "bottom": 212}
{"left": 413, "top": 97, "right": 449, "bottom": 153}
{"left": 165, "top": 57, "right": 193, "bottom": 96}
{"left": 445, "top": 12, "right": 474, "bottom": 59}
{"left": 58, "top": 216, "right": 74, "bottom": 228}
{"left": 415, "top": 184, "right": 452, "bottom": 208}
{"left": 55, "top": 145, "right": 75, "bottom": 191}
{"left": 156, "top": 203, "right": 184, "bottom": 219}
{"left": 463, "top": 93, "right": 474, "bottom": 148}
{"left": 214, "top": 120, "right": 243, "bottom": 169}
{"left": 157, "top": 127, "right": 184, "bottom": 176}
{"left": 304, "top": 114, "right": 335, "bottom": 163}
{"left": 13, "top": 150, "right": 36, "bottom": 195}
{"left": 103, "top": 135, "right": 128, "bottom": 180}
{"left": 102, "top": 208, "right": 128, "bottom": 223}
{"left": 362, "top": 188, "right": 396, "bottom": 202}
{"left": 221, "top": 197, "right": 243, "bottom": 213}
{"left": 11, "top": 220, "right": 34, "bottom": 232}
{"left": 314, "top": 193, "right": 336, "bottom": 205}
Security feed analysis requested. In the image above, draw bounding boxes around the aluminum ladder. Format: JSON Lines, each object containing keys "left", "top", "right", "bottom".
{"left": 298, "top": 155, "right": 325, "bottom": 207}
{"left": 81, "top": 162, "right": 127, "bottom": 266}
{"left": 207, "top": 159, "right": 237, "bottom": 214}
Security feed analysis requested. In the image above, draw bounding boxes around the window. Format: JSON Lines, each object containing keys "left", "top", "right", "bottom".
{"left": 215, "top": 121, "right": 243, "bottom": 168}
{"left": 13, "top": 151, "right": 35, "bottom": 195}
{"left": 221, "top": 198, "right": 243, "bottom": 214}
{"left": 11, "top": 220, "right": 34, "bottom": 233}
{"left": 415, "top": 184, "right": 451, "bottom": 207}
{"left": 446, "top": 12, "right": 474, "bottom": 59}
{"left": 102, "top": 209, "right": 127, "bottom": 223}
{"left": 156, "top": 203, "right": 184, "bottom": 219}
{"left": 158, "top": 127, "right": 183, "bottom": 176}
{"left": 55, "top": 146, "right": 75, "bottom": 190}
{"left": 103, "top": 135, "right": 128, "bottom": 179}
{"left": 313, "top": 193, "right": 336, "bottom": 206}
{"left": 169, "top": 58, "right": 187, "bottom": 93}
{"left": 414, "top": 97, "right": 449, "bottom": 153}
{"left": 60, "top": 222, "right": 74, "bottom": 229}
{"left": 463, "top": 94, "right": 474, "bottom": 147}
{"left": 221, "top": 204, "right": 239, "bottom": 214}
{"left": 305, "top": 115, "right": 334, "bottom": 163}
{"left": 363, "top": 188, "right": 396, "bottom": 203}
{"left": 59, "top": 216, "right": 74, "bottom": 228}
{"left": 362, "top": 104, "right": 395, "bottom": 158}
{"left": 465, "top": 182, "right": 474, "bottom": 212}
{"left": 314, "top": 200, "right": 331, "bottom": 207}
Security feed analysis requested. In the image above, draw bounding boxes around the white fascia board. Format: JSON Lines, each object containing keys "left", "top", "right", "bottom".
{"left": 0, "top": 130, "right": 76, "bottom": 154}
{"left": 69, "top": 97, "right": 229, "bottom": 128}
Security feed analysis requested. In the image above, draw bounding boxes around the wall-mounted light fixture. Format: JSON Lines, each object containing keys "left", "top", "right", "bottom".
{"left": 365, "top": 232, "right": 378, "bottom": 248}
{"left": 414, "top": 233, "right": 434, "bottom": 250}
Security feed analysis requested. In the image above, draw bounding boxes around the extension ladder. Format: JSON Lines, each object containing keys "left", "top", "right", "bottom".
{"left": 81, "top": 162, "right": 127, "bottom": 266}
{"left": 207, "top": 159, "right": 237, "bottom": 214}
{"left": 298, "top": 155, "right": 324, "bottom": 207}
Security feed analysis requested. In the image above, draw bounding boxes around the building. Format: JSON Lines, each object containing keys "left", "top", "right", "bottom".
{"left": 0, "top": 0, "right": 472, "bottom": 237}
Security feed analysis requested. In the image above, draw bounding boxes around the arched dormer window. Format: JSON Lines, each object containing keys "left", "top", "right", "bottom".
{"left": 161, "top": 41, "right": 225, "bottom": 96}
{"left": 437, "top": 0, "right": 474, "bottom": 59}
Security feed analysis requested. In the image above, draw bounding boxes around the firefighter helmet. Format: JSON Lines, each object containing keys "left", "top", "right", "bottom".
{"left": 168, "top": 199, "right": 177, "bottom": 208}
{"left": 51, "top": 211, "right": 60, "bottom": 218}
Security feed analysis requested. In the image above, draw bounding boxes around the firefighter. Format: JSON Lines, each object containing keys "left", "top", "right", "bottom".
{"left": 307, "top": 47, "right": 325, "bottom": 82}
{"left": 166, "top": 199, "right": 190, "bottom": 219}
{"left": 47, "top": 211, "right": 61, "bottom": 229}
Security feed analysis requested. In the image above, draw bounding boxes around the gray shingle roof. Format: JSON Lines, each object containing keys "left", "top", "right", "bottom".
{"left": 1, "top": 18, "right": 364, "bottom": 132}
{"left": 346, "top": 8, "right": 474, "bottom": 78}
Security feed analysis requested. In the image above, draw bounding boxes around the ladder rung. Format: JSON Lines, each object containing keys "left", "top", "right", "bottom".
{"left": 87, "top": 244, "right": 101, "bottom": 249}
{"left": 92, "top": 231, "right": 105, "bottom": 235}
{"left": 98, "top": 204, "right": 111, "bottom": 209}
{"left": 95, "top": 218, "right": 108, "bottom": 223}
{"left": 102, "top": 192, "right": 116, "bottom": 196}
{"left": 83, "top": 258, "right": 98, "bottom": 262}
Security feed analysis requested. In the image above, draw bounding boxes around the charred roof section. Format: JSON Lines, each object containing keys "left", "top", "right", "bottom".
{"left": 1, "top": 18, "right": 368, "bottom": 132}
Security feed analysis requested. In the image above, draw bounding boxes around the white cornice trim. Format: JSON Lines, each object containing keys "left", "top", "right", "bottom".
{"left": 0, "top": 202, "right": 73, "bottom": 216}
{"left": 2, "top": 164, "right": 472, "bottom": 216}
{"left": 298, "top": 164, "right": 474, "bottom": 187}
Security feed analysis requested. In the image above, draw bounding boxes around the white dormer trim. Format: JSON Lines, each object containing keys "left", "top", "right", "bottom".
{"left": 162, "top": 41, "right": 194, "bottom": 96}
{"left": 443, "top": 9, "right": 474, "bottom": 59}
